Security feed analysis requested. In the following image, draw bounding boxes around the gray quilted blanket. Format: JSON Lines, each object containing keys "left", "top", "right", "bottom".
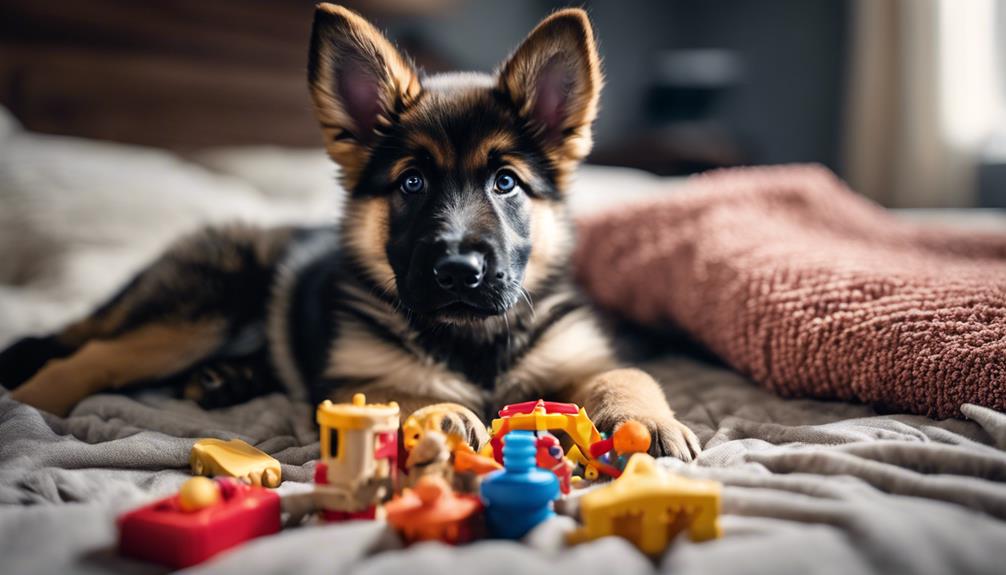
{"left": 3, "top": 354, "right": 1005, "bottom": 575}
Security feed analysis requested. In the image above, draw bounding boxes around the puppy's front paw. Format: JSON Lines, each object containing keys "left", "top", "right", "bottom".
{"left": 582, "top": 368, "right": 702, "bottom": 462}
{"left": 407, "top": 403, "right": 490, "bottom": 450}
{"left": 629, "top": 415, "right": 701, "bottom": 462}
{"left": 594, "top": 413, "right": 700, "bottom": 462}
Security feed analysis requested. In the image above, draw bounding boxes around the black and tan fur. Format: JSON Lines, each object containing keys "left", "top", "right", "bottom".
{"left": 0, "top": 5, "right": 700, "bottom": 460}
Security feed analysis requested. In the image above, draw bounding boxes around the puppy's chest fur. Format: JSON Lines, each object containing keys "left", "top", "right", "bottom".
{"left": 267, "top": 229, "right": 617, "bottom": 416}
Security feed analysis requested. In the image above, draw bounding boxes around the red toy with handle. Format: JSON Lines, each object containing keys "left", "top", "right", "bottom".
{"left": 118, "top": 477, "right": 281, "bottom": 569}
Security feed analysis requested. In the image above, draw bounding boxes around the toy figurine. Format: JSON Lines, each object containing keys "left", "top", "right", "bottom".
{"left": 403, "top": 408, "right": 500, "bottom": 493}
{"left": 314, "top": 393, "right": 400, "bottom": 521}
{"left": 385, "top": 475, "right": 484, "bottom": 545}
{"left": 480, "top": 431, "right": 560, "bottom": 539}
{"left": 535, "top": 433, "right": 574, "bottom": 494}
{"left": 487, "top": 399, "right": 620, "bottom": 480}
{"left": 588, "top": 420, "right": 652, "bottom": 473}
{"left": 190, "top": 438, "right": 282, "bottom": 487}
{"left": 118, "top": 477, "right": 281, "bottom": 569}
{"left": 567, "top": 453, "right": 722, "bottom": 556}
{"left": 404, "top": 429, "right": 454, "bottom": 488}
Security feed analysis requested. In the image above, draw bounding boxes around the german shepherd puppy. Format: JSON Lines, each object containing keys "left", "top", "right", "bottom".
{"left": 0, "top": 5, "right": 700, "bottom": 460}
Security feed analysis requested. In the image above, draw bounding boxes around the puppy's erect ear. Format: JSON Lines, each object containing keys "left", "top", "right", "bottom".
{"left": 308, "top": 3, "right": 420, "bottom": 187}
{"left": 498, "top": 9, "right": 602, "bottom": 181}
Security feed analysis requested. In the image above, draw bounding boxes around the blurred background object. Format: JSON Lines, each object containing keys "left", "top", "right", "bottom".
{"left": 0, "top": 0, "right": 1004, "bottom": 208}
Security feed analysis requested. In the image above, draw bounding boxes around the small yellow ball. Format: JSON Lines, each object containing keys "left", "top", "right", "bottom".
{"left": 178, "top": 477, "right": 221, "bottom": 512}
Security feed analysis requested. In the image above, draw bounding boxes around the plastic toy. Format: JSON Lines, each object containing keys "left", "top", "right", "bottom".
{"left": 314, "top": 393, "right": 400, "bottom": 521}
{"left": 404, "top": 429, "right": 454, "bottom": 488}
{"left": 535, "top": 433, "right": 574, "bottom": 494}
{"left": 567, "top": 453, "right": 722, "bottom": 556}
{"left": 190, "top": 438, "right": 282, "bottom": 488}
{"left": 385, "top": 475, "right": 484, "bottom": 545}
{"left": 453, "top": 442, "right": 502, "bottom": 476}
{"left": 403, "top": 405, "right": 469, "bottom": 452}
{"left": 487, "top": 399, "right": 620, "bottom": 480}
{"left": 403, "top": 406, "right": 500, "bottom": 493}
{"left": 177, "top": 475, "right": 222, "bottom": 511}
{"left": 118, "top": 477, "right": 281, "bottom": 569}
{"left": 480, "top": 430, "right": 560, "bottom": 539}
{"left": 589, "top": 420, "right": 652, "bottom": 472}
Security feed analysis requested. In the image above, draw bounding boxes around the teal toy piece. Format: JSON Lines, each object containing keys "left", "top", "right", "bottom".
{"left": 479, "top": 430, "right": 560, "bottom": 539}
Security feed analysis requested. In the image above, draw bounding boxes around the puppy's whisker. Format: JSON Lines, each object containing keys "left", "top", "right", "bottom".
{"left": 515, "top": 282, "right": 535, "bottom": 318}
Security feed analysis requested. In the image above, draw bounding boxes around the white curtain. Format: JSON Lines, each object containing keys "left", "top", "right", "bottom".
{"left": 844, "top": 0, "right": 1005, "bottom": 208}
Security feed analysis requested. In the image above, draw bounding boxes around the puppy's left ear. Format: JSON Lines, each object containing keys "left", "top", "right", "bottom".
{"left": 498, "top": 9, "right": 602, "bottom": 176}
{"left": 308, "top": 3, "right": 421, "bottom": 188}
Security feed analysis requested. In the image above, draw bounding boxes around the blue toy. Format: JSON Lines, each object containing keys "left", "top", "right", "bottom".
{"left": 479, "top": 430, "right": 560, "bottom": 539}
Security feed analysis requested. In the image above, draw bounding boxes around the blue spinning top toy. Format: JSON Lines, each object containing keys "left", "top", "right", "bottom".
{"left": 480, "top": 430, "right": 560, "bottom": 539}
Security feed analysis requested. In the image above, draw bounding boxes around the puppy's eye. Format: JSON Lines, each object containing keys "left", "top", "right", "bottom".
{"left": 400, "top": 171, "right": 425, "bottom": 195}
{"left": 493, "top": 170, "right": 517, "bottom": 194}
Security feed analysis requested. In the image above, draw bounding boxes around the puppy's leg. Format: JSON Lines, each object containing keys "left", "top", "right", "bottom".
{"left": 5, "top": 224, "right": 295, "bottom": 415}
{"left": 0, "top": 336, "right": 75, "bottom": 391}
{"left": 560, "top": 368, "right": 701, "bottom": 461}
{"left": 180, "top": 351, "right": 278, "bottom": 408}
{"left": 11, "top": 321, "right": 224, "bottom": 416}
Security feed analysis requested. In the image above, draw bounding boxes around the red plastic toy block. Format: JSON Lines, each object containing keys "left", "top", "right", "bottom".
{"left": 118, "top": 479, "right": 281, "bottom": 569}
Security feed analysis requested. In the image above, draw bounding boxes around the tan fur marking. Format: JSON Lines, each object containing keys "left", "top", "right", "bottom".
{"left": 58, "top": 225, "right": 292, "bottom": 349}
{"left": 58, "top": 309, "right": 128, "bottom": 349}
{"left": 11, "top": 322, "right": 224, "bottom": 416}
{"left": 465, "top": 131, "right": 518, "bottom": 172}
{"left": 523, "top": 201, "right": 573, "bottom": 292}
{"left": 324, "top": 321, "right": 485, "bottom": 414}
{"left": 406, "top": 132, "right": 454, "bottom": 169}
{"left": 343, "top": 197, "right": 397, "bottom": 295}
{"left": 389, "top": 157, "right": 415, "bottom": 182}
{"left": 499, "top": 301, "right": 616, "bottom": 404}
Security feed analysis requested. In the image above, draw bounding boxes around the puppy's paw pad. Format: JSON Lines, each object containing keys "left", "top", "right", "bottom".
{"left": 644, "top": 416, "right": 701, "bottom": 462}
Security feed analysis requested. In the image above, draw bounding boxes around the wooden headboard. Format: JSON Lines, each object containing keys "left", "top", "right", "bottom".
{"left": 0, "top": 0, "right": 343, "bottom": 150}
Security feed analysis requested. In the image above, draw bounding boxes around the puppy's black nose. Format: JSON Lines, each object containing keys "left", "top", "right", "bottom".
{"left": 433, "top": 252, "right": 485, "bottom": 291}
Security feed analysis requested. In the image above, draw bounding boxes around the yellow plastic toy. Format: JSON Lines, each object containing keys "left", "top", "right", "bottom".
{"left": 403, "top": 403, "right": 487, "bottom": 453}
{"left": 486, "top": 400, "right": 610, "bottom": 480}
{"left": 568, "top": 453, "right": 722, "bottom": 556}
{"left": 190, "top": 438, "right": 282, "bottom": 488}
{"left": 315, "top": 393, "right": 400, "bottom": 520}
{"left": 402, "top": 406, "right": 500, "bottom": 492}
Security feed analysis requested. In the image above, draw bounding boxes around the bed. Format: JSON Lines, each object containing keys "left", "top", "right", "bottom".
{"left": 2, "top": 106, "right": 1006, "bottom": 575}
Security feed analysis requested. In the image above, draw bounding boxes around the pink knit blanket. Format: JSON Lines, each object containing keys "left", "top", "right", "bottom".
{"left": 575, "top": 165, "right": 1006, "bottom": 418}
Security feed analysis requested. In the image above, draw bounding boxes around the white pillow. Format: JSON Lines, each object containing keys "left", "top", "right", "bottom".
{"left": 0, "top": 124, "right": 338, "bottom": 346}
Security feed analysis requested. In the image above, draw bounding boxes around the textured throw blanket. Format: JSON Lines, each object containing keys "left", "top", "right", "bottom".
{"left": 576, "top": 165, "right": 1006, "bottom": 418}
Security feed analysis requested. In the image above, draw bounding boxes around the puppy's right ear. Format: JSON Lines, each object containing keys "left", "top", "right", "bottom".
{"left": 308, "top": 3, "right": 420, "bottom": 187}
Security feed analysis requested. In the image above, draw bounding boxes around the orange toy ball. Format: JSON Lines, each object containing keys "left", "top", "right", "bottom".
{"left": 613, "top": 420, "right": 651, "bottom": 455}
{"left": 178, "top": 477, "right": 222, "bottom": 512}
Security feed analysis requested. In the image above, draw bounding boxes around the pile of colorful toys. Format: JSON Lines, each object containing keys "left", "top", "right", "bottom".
{"left": 117, "top": 395, "right": 722, "bottom": 568}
